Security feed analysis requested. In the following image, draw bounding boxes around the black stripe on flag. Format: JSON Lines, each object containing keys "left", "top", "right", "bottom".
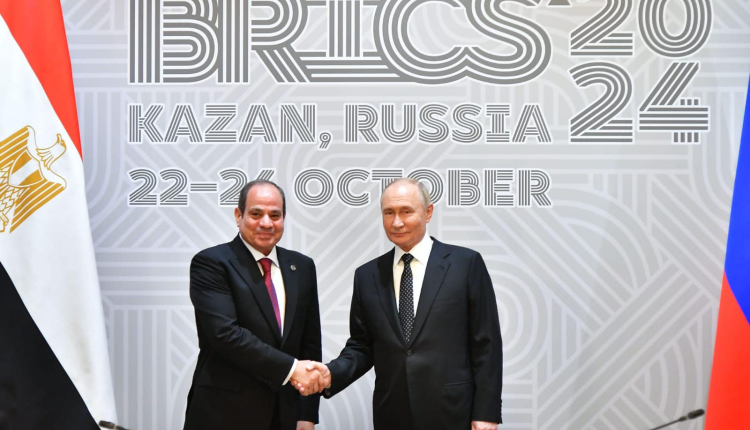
{"left": 0, "top": 262, "right": 100, "bottom": 429}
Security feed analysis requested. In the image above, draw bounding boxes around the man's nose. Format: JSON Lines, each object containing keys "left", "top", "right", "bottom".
{"left": 392, "top": 215, "right": 403, "bottom": 228}
{"left": 259, "top": 215, "right": 273, "bottom": 228}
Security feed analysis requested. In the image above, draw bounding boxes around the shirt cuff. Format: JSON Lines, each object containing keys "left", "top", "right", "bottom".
{"left": 283, "top": 359, "right": 297, "bottom": 385}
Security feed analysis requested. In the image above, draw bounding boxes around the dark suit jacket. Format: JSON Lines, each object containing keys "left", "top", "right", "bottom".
{"left": 184, "top": 236, "right": 321, "bottom": 430}
{"left": 325, "top": 238, "right": 503, "bottom": 430}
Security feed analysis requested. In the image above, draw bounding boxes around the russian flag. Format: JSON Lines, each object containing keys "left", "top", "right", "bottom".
{"left": 0, "top": 1, "right": 118, "bottom": 428}
{"left": 706, "top": 78, "right": 750, "bottom": 428}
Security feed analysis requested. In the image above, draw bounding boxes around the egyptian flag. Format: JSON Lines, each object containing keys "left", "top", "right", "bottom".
{"left": 705, "top": 78, "right": 750, "bottom": 428}
{"left": 0, "top": 2, "right": 118, "bottom": 429}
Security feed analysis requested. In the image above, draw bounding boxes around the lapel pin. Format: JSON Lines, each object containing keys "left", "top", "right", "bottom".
{"left": 290, "top": 265, "right": 296, "bottom": 271}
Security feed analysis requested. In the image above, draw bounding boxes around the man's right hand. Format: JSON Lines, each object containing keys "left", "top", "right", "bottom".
{"left": 290, "top": 361, "right": 330, "bottom": 396}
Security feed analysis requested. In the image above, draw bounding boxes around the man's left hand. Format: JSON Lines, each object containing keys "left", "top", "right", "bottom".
{"left": 296, "top": 421, "right": 314, "bottom": 430}
{"left": 472, "top": 421, "right": 498, "bottom": 430}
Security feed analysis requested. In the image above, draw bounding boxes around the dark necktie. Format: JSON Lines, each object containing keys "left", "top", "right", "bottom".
{"left": 399, "top": 253, "right": 415, "bottom": 342}
{"left": 259, "top": 258, "right": 282, "bottom": 334}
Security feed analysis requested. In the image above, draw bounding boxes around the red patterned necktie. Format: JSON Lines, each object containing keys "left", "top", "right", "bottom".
{"left": 259, "top": 258, "right": 282, "bottom": 334}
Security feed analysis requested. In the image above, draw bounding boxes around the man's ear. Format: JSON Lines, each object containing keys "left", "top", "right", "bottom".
{"left": 234, "top": 207, "right": 242, "bottom": 226}
{"left": 425, "top": 203, "right": 434, "bottom": 223}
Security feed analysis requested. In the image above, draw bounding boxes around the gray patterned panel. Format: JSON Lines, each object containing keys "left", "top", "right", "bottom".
{"left": 62, "top": 0, "right": 750, "bottom": 429}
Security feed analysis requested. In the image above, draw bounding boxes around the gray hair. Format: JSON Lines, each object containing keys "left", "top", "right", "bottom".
{"left": 380, "top": 178, "right": 432, "bottom": 209}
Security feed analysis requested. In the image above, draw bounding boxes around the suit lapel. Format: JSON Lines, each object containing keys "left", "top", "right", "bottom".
{"left": 227, "top": 236, "right": 282, "bottom": 342}
{"left": 277, "top": 247, "right": 298, "bottom": 347}
{"left": 374, "top": 249, "right": 407, "bottom": 347}
{"left": 408, "top": 238, "right": 450, "bottom": 348}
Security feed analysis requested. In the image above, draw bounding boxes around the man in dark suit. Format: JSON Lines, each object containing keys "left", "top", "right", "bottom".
{"left": 184, "top": 180, "right": 324, "bottom": 430}
{"left": 300, "top": 178, "right": 503, "bottom": 430}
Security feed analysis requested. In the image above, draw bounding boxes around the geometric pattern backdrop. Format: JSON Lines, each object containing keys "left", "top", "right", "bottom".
{"left": 62, "top": 1, "right": 750, "bottom": 428}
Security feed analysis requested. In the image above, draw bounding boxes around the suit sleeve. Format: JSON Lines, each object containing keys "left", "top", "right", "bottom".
{"left": 468, "top": 252, "right": 503, "bottom": 424}
{"left": 297, "top": 260, "right": 322, "bottom": 423}
{"left": 190, "top": 251, "right": 295, "bottom": 389}
{"left": 324, "top": 271, "right": 374, "bottom": 398}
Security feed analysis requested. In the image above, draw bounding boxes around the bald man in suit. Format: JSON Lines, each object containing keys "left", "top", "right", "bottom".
{"left": 299, "top": 178, "right": 503, "bottom": 430}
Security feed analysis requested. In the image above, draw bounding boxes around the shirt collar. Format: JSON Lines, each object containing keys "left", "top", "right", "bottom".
{"left": 239, "top": 234, "right": 279, "bottom": 267}
{"left": 393, "top": 234, "right": 433, "bottom": 267}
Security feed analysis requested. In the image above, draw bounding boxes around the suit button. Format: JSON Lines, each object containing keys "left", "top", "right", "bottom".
{"left": 406, "top": 350, "right": 413, "bottom": 356}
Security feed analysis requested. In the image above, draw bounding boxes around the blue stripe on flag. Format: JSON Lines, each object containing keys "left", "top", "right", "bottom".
{"left": 725, "top": 75, "right": 750, "bottom": 325}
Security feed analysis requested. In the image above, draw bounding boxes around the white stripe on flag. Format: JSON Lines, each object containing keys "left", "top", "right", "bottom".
{"left": 0, "top": 15, "right": 117, "bottom": 423}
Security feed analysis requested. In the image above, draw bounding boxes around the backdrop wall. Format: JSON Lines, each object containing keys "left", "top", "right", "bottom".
{"left": 61, "top": 0, "right": 750, "bottom": 428}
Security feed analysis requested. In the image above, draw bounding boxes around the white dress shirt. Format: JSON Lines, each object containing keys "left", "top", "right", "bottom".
{"left": 393, "top": 234, "right": 434, "bottom": 312}
{"left": 238, "top": 235, "right": 296, "bottom": 385}
{"left": 240, "top": 236, "right": 287, "bottom": 331}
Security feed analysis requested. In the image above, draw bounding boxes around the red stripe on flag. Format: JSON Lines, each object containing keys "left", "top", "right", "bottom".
{"left": 705, "top": 274, "right": 750, "bottom": 429}
{"left": 0, "top": 1, "right": 82, "bottom": 159}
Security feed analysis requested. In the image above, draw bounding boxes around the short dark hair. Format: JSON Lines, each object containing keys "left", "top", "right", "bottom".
{"left": 237, "top": 180, "right": 286, "bottom": 216}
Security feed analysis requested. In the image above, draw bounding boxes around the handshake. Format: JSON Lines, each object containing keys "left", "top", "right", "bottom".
{"left": 290, "top": 360, "right": 331, "bottom": 396}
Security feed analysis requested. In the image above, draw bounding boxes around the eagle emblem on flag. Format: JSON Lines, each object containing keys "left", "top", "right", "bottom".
{"left": 0, "top": 126, "right": 67, "bottom": 233}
